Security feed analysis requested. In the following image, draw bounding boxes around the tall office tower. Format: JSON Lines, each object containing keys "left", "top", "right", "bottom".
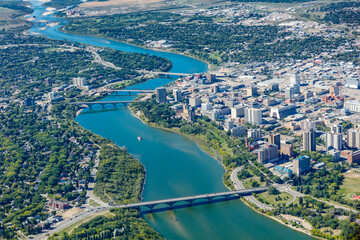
{"left": 244, "top": 108, "right": 262, "bottom": 125}
{"left": 173, "top": 89, "right": 181, "bottom": 102}
{"left": 289, "top": 74, "right": 300, "bottom": 85}
{"left": 303, "top": 129, "right": 316, "bottom": 152}
{"left": 231, "top": 105, "right": 245, "bottom": 118}
{"left": 326, "top": 124, "right": 343, "bottom": 151}
{"left": 156, "top": 87, "right": 167, "bottom": 104}
{"left": 330, "top": 86, "right": 340, "bottom": 96}
{"left": 247, "top": 87, "right": 258, "bottom": 97}
{"left": 268, "top": 133, "right": 281, "bottom": 149}
{"left": 348, "top": 129, "right": 360, "bottom": 149}
{"left": 293, "top": 156, "right": 311, "bottom": 175}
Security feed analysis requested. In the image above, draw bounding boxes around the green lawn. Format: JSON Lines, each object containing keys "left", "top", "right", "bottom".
{"left": 89, "top": 199, "right": 101, "bottom": 207}
{"left": 339, "top": 175, "right": 360, "bottom": 197}
{"left": 256, "top": 192, "right": 293, "bottom": 206}
{"left": 243, "top": 178, "right": 266, "bottom": 189}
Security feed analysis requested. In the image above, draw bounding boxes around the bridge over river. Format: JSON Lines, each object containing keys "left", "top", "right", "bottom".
{"left": 32, "top": 187, "right": 267, "bottom": 239}
{"left": 69, "top": 100, "right": 142, "bottom": 109}
{"left": 113, "top": 187, "right": 268, "bottom": 213}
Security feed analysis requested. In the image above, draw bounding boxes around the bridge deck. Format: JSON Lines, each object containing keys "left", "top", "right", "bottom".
{"left": 69, "top": 101, "right": 140, "bottom": 105}
{"left": 114, "top": 188, "right": 267, "bottom": 209}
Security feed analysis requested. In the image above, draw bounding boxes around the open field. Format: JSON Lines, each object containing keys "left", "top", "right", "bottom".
{"left": 339, "top": 170, "right": 360, "bottom": 197}
{"left": 81, "top": 0, "right": 163, "bottom": 7}
{"left": 257, "top": 192, "right": 293, "bottom": 206}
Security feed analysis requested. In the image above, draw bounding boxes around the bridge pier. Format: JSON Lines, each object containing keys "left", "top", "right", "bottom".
{"left": 186, "top": 199, "right": 194, "bottom": 207}
{"left": 147, "top": 204, "right": 156, "bottom": 212}
{"left": 167, "top": 202, "right": 175, "bottom": 209}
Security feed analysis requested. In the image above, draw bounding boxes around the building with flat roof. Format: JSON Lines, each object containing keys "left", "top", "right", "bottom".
{"left": 173, "top": 89, "right": 182, "bottom": 102}
{"left": 303, "top": 129, "right": 316, "bottom": 152}
{"left": 293, "top": 156, "right": 311, "bottom": 175}
{"left": 270, "top": 105, "right": 296, "bottom": 119}
{"left": 247, "top": 87, "right": 258, "bottom": 97}
{"left": 268, "top": 133, "right": 280, "bottom": 149}
{"left": 273, "top": 166, "right": 292, "bottom": 179}
{"left": 245, "top": 108, "right": 262, "bottom": 125}
{"left": 248, "top": 129, "right": 262, "bottom": 140}
{"left": 256, "top": 144, "right": 279, "bottom": 163}
{"left": 231, "top": 105, "right": 245, "bottom": 118}
{"left": 345, "top": 78, "right": 359, "bottom": 89}
{"left": 156, "top": 87, "right": 167, "bottom": 104}
{"left": 280, "top": 143, "right": 293, "bottom": 158}
{"left": 341, "top": 150, "right": 360, "bottom": 165}
{"left": 326, "top": 124, "right": 343, "bottom": 151}
{"left": 189, "top": 96, "right": 201, "bottom": 107}
{"left": 348, "top": 129, "right": 360, "bottom": 149}
{"left": 344, "top": 100, "right": 360, "bottom": 113}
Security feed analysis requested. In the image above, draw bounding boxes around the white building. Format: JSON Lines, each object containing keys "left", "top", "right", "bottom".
{"left": 289, "top": 74, "right": 300, "bottom": 85}
{"left": 344, "top": 100, "right": 360, "bottom": 113}
{"left": 348, "top": 129, "right": 360, "bottom": 149}
{"left": 270, "top": 105, "right": 296, "bottom": 119}
{"left": 173, "top": 89, "right": 182, "bottom": 102}
{"left": 201, "top": 102, "right": 213, "bottom": 112}
{"left": 189, "top": 96, "right": 201, "bottom": 107}
{"left": 244, "top": 108, "right": 262, "bottom": 125}
{"left": 301, "top": 119, "right": 315, "bottom": 130}
{"left": 326, "top": 124, "right": 343, "bottom": 151}
{"left": 345, "top": 78, "right": 359, "bottom": 89}
{"left": 73, "top": 77, "right": 86, "bottom": 88}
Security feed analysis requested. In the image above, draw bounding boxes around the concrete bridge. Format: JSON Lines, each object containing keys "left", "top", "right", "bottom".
{"left": 69, "top": 100, "right": 141, "bottom": 109}
{"left": 113, "top": 187, "right": 267, "bottom": 213}
{"left": 141, "top": 70, "right": 192, "bottom": 77}
{"left": 103, "top": 89, "right": 154, "bottom": 95}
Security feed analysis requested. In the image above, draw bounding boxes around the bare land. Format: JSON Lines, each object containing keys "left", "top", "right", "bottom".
{"left": 81, "top": 0, "right": 164, "bottom": 8}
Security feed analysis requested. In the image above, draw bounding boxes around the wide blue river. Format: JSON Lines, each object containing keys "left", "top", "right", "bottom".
{"left": 28, "top": 1, "right": 311, "bottom": 239}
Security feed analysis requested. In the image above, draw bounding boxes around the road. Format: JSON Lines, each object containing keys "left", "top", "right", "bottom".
{"left": 31, "top": 188, "right": 267, "bottom": 239}
{"left": 231, "top": 167, "right": 274, "bottom": 210}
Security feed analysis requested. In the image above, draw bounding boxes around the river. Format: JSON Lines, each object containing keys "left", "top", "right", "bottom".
{"left": 28, "top": 1, "right": 312, "bottom": 239}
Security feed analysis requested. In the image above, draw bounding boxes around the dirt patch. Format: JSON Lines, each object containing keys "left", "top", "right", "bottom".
{"left": 281, "top": 214, "right": 313, "bottom": 231}
{"left": 60, "top": 207, "right": 83, "bottom": 220}
{"left": 80, "top": 0, "right": 164, "bottom": 8}
{"left": 346, "top": 174, "right": 360, "bottom": 179}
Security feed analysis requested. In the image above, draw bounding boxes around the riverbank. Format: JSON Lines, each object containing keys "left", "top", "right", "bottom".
{"left": 59, "top": 26, "right": 213, "bottom": 72}
{"left": 128, "top": 104, "right": 326, "bottom": 240}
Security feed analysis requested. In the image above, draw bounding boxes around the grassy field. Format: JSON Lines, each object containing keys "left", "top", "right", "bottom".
{"left": 339, "top": 170, "right": 360, "bottom": 197}
{"left": 257, "top": 191, "right": 293, "bottom": 206}
{"left": 89, "top": 199, "right": 101, "bottom": 206}
{"left": 243, "top": 178, "right": 266, "bottom": 189}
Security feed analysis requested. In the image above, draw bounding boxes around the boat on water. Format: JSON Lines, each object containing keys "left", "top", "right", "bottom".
{"left": 137, "top": 137, "right": 142, "bottom": 141}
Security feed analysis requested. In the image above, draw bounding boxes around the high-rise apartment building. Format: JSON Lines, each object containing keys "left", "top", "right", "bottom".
{"left": 256, "top": 144, "right": 279, "bottom": 163}
{"left": 244, "top": 108, "right": 262, "bottom": 125}
{"left": 326, "top": 124, "right": 343, "bottom": 151}
{"left": 268, "top": 133, "right": 281, "bottom": 149}
{"left": 303, "top": 129, "right": 316, "bottom": 152}
{"left": 348, "top": 129, "right": 360, "bottom": 149}
{"left": 248, "top": 129, "right": 262, "bottom": 140}
{"left": 173, "top": 89, "right": 181, "bottom": 102}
